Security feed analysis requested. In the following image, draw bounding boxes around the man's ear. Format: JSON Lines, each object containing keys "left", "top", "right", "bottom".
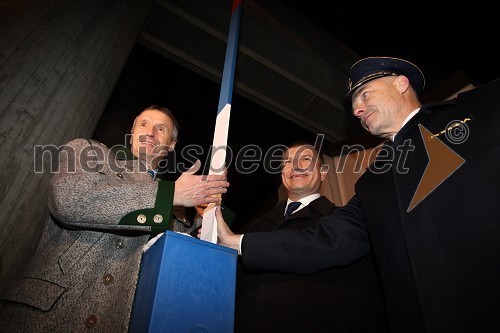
{"left": 396, "top": 75, "right": 410, "bottom": 94}
{"left": 320, "top": 164, "right": 329, "bottom": 181}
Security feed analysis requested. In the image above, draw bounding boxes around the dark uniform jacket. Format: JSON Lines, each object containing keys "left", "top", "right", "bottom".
{"left": 235, "top": 196, "right": 388, "bottom": 333}
{"left": 241, "top": 79, "right": 500, "bottom": 332}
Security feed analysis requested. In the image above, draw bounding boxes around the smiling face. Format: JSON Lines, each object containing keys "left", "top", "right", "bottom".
{"left": 129, "top": 109, "right": 176, "bottom": 169}
{"left": 281, "top": 145, "right": 327, "bottom": 201}
{"left": 351, "top": 75, "right": 414, "bottom": 139}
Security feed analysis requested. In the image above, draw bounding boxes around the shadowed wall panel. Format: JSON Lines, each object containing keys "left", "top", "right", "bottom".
{"left": 0, "top": 0, "right": 153, "bottom": 293}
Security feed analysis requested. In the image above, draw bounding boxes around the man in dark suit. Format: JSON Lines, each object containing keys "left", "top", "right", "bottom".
{"left": 215, "top": 57, "right": 500, "bottom": 333}
{"left": 234, "top": 142, "right": 388, "bottom": 333}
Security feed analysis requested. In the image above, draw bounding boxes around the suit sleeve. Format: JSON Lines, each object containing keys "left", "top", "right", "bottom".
{"left": 47, "top": 138, "right": 173, "bottom": 232}
{"left": 241, "top": 195, "right": 371, "bottom": 275}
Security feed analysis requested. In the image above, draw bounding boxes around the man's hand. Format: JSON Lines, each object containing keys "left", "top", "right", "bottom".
{"left": 196, "top": 206, "right": 240, "bottom": 251}
{"left": 214, "top": 206, "right": 241, "bottom": 251}
{"left": 194, "top": 203, "right": 208, "bottom": 217}
{"left": 173, "top": 160, "right": 229, "bottom": 207}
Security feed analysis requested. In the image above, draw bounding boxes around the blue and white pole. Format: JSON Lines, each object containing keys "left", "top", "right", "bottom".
{"left": 201, "top": 0, "right": 243, "bottom": 243}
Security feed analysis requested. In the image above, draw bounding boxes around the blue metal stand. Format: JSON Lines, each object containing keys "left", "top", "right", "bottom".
{"left": 130, "top": 231, "right": 238, "bottom": 333}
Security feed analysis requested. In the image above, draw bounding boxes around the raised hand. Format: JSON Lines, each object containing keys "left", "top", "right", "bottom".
{"left": 214, "top": 206, "right": 240, "bottom": 251}
{"left": 194, "top": 203, "right": 208, "bottom": 217}
{"left": 173, "top": 160, "right": 229, "bottom": 207}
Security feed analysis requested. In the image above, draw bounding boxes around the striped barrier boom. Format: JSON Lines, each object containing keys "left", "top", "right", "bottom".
{"left": 200, "top": 0, "right": 243, "bottom": 243}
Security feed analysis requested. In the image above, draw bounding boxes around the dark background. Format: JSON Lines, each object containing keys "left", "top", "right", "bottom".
{"left": 289, "top": 2, "right": 500, "bottom": 91}
{"left": 93, "top": 2, "right": 500, "bottom": 231}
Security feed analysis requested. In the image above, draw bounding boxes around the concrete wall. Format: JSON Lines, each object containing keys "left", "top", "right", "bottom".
{"left": 0, "top": 0, "right": 153, "bottom": 293}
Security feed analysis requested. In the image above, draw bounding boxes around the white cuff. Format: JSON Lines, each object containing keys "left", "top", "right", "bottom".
{"left": 238, "top": 234, "right": 244, "bottom": 255}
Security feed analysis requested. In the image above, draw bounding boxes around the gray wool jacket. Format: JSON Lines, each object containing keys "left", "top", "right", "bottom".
{"left": 0, "top": 138, "right": 198, "bottom": 332}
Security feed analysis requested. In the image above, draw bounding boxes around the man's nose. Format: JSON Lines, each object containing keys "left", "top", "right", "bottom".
{"left": 353, "top": 106, "right": 364, "bottom": 118}
{"left": 292, "top": 162, "right": 305, "bottom": 171}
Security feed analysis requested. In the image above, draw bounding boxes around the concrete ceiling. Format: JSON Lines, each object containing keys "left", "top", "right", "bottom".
{"left": 137, "top": 0, "right": 362, "bottom": 144}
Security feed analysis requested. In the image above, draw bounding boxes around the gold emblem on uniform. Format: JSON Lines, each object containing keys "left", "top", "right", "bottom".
{"left": 431, "top": 117, "right": 472, "bottom": 139}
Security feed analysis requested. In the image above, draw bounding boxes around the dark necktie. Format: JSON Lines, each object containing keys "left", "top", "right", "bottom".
{"left": 284, "top": 201, "right": 301, "bottom": 219}
{"left": 147, "top": 169, "right": 156, "bottom": 180}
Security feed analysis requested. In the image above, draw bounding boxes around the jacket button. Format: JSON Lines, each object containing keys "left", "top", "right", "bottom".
{"left": 137, "top": 214, "right": 146, "bottom": 224}
{"left": 116, "top": 173, "right": 123, "bottom": 179}
{"left": 102, "top": 274, "right": 114, "bottom": 285}
{"left": 153, "top": 214, "right": 163, "bottom": 223}
{"left": 84, "top": 314, "right": 97, "bottom": 328}
{"left": 115, "top": 239, "right": 124, "bottom": 249}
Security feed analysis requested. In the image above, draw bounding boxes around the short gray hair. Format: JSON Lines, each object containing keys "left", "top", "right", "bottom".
{"left": 140, "top": 105, "right": 179, "bottom": 142}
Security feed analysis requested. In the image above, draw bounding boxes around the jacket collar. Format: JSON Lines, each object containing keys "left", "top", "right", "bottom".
{"left": 393, "top": 99, "right": 457, "bottom": 144}
{"left": 266, "top": 196, "right": 333, "bottom": 223}
{"left": 109, "top": 145, "right": 167, "bottom": 181}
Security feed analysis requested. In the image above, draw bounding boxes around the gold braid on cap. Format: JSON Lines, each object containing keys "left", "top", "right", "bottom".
{"left": 350, "top": 71, "right": 398, "bottom": 92}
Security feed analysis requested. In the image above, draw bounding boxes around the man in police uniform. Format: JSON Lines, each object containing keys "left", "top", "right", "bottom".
{"left": 215, "top": 57, "right": 500, "bottom": 333}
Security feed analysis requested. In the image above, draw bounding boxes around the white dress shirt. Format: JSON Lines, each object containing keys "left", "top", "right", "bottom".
{"left": 239, "top": 193, "right": 321, "bottom": 255}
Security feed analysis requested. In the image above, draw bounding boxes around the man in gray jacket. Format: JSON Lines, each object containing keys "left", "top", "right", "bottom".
{"left": 0, "top": 105, "right": 229, "bottom": 332}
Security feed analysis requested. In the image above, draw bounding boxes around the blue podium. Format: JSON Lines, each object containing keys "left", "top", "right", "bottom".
{"left": 129, "top": 231, "right": 238, "bottom": 333}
